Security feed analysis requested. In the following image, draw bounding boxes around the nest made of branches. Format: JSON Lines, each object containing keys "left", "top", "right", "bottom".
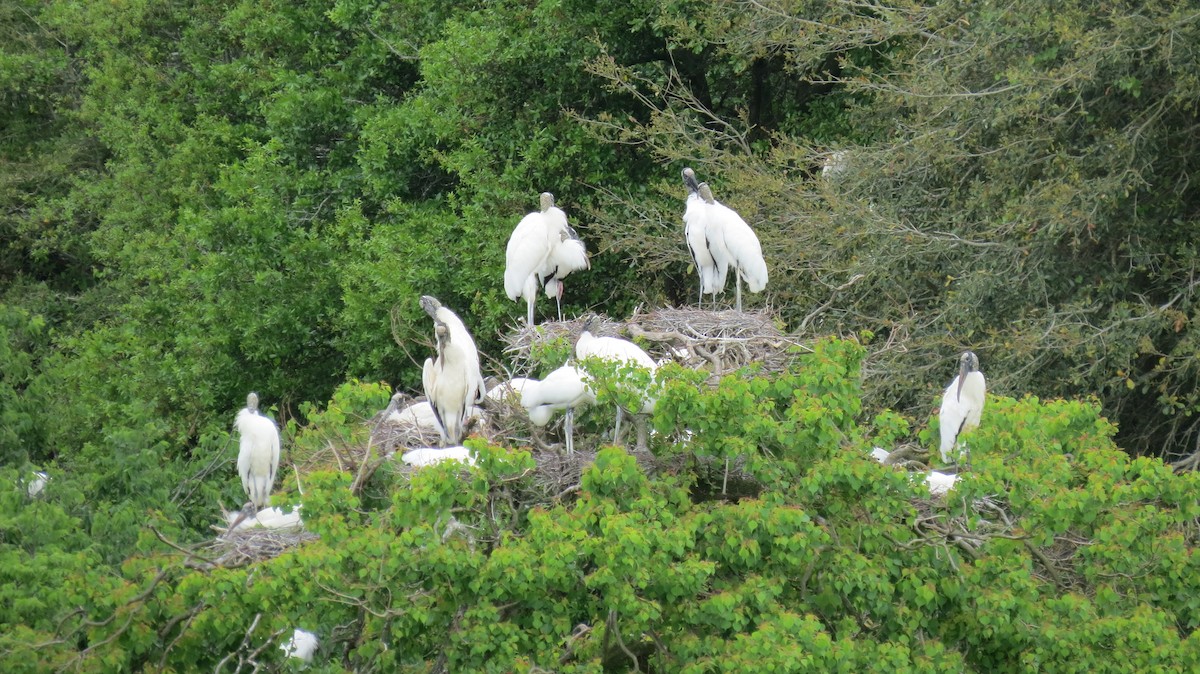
{"left": 503, "top": 307, "right": 809, "bottom": 378}
{"left": 195, "top": 526, "right": 319, "bottom": 569}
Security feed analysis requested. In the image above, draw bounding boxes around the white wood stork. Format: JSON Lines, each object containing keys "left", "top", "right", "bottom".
{"left": 400, "top": 446, "right": 477, "bottom": 467}
{"left": 682, "top": 167, "right": 728, "bottom": 307}
{"left": 422, "top": 319, "right": 476, "bottom": 445}
{"left": 281, "top": 628, "right": 319, "bottom": 663}
{"left": 485, "top": 376, "right": 536, "bottom": 405}
{"left": 234, "top": 392, "right": 280, "bottom": 511}
{"left": 419, "top": 295, "right": 486, "bottom": 404}
{"left": 504, "top": 192, "right": 590, "bottom": 324}
{"left": 521, "top": 364, "right": 596, "bottom": 454}
{"left": 698, "top": 182, "right": 768, "bottom": 311}
{"left": 575, "top": 317, "right": 657, "bottom": 447}
{"left": 939, "top": 351, "right": 986, "bottom": 464}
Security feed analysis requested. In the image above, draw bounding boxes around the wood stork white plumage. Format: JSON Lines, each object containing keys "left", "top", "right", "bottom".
{"left": 521, "top": 364, "right": 596, "bottom": 454}
{"left": 419, "top": 295, "right": 486, "bottom": 403}
{"left": 682, "top": 167, "right": 728, "bottom": 307}
{"left": 400, "top": 446, "right": 477, "bottom": 467}
{"left": 281, "top": 628, "right": 319, "bottom": 663}
{"left": 485, "top": 376, "right": 536, "bottom": 405}
{"left": 939, "top": 351, "right": 986, "bottom": 463}
{"left": 504, "top": 192, "right": 590, "bottom": 324}
{"left": 575, "top": 317, "right": 657, "bottom": 447}
{"left": 26, "top": 471, "right": 49, "bottom": 498}
{"left": 387, "top": 398, "right": 486, "bottom": 433}
{"left": 225, "top": 505, "right": 304, "bottom": 532}
{"left": 698, "top": 182, "right": 768, "bottom": 311}
{"left": 822, "top": 150, "right": 849, "bottom": 179}
{"left": 234, "top": 392, "right": 280, "bottom": 511}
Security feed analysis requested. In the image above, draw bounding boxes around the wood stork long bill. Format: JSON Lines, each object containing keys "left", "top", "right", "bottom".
{"left": 575, "top": 317, "right": 657, "bottom": 448}
{"left": 504, "top": 192, "right": 590, "bottom": 324}
{"left": 521, "top": 364, "right": 596, "bottom": 454}
{"left": 420, "top": 296, "right": 486, "bottom": 445}
{"left": 938, "top": 351, "right": 986, "bottom": 464}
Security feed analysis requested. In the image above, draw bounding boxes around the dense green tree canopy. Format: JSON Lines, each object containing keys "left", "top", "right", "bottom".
{"left": 2, "top": 0, "right": 1200, "bottom": 670}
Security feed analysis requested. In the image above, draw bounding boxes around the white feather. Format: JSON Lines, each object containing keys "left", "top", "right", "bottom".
{"left": 684, "top": 191, "right": 726, "bottom": 296}
{"left": 281, "top": 628, "right": 319, "bottom": 662}
{"left": 576, "top": 328, "right": 657, "bottom": 415}
{"left": 939, "top": 370, "right": 986, "bottom": 463}
{"left": 486, "top": 377, "right": 536, "bottom": 404}
{"left": 235, "top": 401, "right": 280, "bottom": 510}
{"left": 226, "top": 506, "right": 303, "bottom": 531}
{"left": 504, "top": 194, "right": 589, "bottom": 324}
{"left": 521, "top": 365, "right": 595, "bottom": 426}
{"left": 400, "top": 446, "right": 476, "bottom": 467}
{"left": 707, "top": 199, "right": 768, "bottom": 294}
{"left": 26, "top": 471, "right": 48, "bottom": 498}
{"left": 924, "top": 471, "right": 960, "bottom": 497}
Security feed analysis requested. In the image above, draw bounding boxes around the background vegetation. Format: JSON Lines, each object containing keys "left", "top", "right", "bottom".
{"left": 3, "top": 0, "right": 1200, "bottom": 670}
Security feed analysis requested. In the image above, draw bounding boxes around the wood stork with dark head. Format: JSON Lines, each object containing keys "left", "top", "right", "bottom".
{"left": 575, "top": 316, "right": 657, "bottom": 447}
{"left": 235, "top": 392, "right": 280, "bottom": 511}
{"left": 521, "top": 364, "right": 596, "bottom": 454}
{"left": 682, "top": 167, "right": 728, "bottom": 308}
{"left": 697, "top": 182, "right": 767, "bottom": 311}
{"left": 939, "top": 351, "right": 986, "bottom": 464}
{"left": 504, "top": 192, "right": 590, "bottom": 324}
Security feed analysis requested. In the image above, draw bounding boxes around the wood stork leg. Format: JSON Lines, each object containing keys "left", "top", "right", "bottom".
{"left": 722, "top": 458, "right": 730, "bottom": 495}
{"left": 634, "top": 415, "right": 648, "bottom": 451}
{"left": 735, "top": 273, "right": 743, "bottom": 312}
{"left": 613, "top": 407, "right": 624, "bottom": 446}
{"left": 555, "top": 292, "right": 564, "bottom": 322}
{"left": 565, "top": 407, "right": 575, "bottom": 455}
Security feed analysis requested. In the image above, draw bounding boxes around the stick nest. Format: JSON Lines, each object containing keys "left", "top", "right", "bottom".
{"left": 197, "top": 526, "right": 319, "bottom": 569}
{"left": 503, "top": 307, "right": 808, "bottom": 378}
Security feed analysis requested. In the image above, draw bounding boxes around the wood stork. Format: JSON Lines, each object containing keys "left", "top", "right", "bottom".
{"left": 400, "top": 446, "right": 476, "bottom": 467}
{"left": 26, "top": 471, "right": 48, "bottom": 498}
{"left": 419, "top": 295, "right": 486, "bottom": 404}
{"left": 422, "top": 320, "right": 476, "bottom": 445}
{"left": 682, "top": 167, "right": 728, "bottom": 308}
{"left": 939, "top": 351, "right": 986, "bottom": 463}
{"left": 822, "top": 150, "right": 849, "bottom": 179}
{"left": 234, "top": 392, "right": 280, "bottom": 511}
{"left": 575, "top": 317, "right": 657, "bottom": 447}
{"left": 698, "top": 182, "right": 768, "bottom": 311}
{"left": 281, "top": 628, "right": 319, "bottom": 663}
{"left": 521, "top": 364, "right": 596, "bottom": 454}
{"left": 504, "top": 192, "right": 590, "bottom": 324}
{"left": 485, "top": 376, "right": 536, "bottom": 405}
{"left": 387, "top": 397, "right": 486, "bottom": 433}
{"left": 225, "top": 505, "right": 304, "bottom": 532}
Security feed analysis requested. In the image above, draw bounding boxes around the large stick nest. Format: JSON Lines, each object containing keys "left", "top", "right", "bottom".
{"left": 503, "top": 307, "right": 808, "bottom": 378}
{"left": 196, "top": 525, "right": 319, "bottom": 569}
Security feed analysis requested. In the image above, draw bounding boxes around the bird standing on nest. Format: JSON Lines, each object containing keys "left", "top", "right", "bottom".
{"left": 521, "top": 364, "right": 596, "bottom": 454}
{"left": 939, "top": 351, "right": 986, "bottom": 464}
{"left": 231, "top": 392, "right": 281, "bottom": 530}
{"left": 504, "top": 192, "right": 590, "bottom": 324}
{"left": 421, "top": 296, "right": 486, "bottom": 445}
{"left": 681, "top": 168, "right": 768, "bottom": 311}
{"left": 575, "top": 316, "right": 657, "bottom": 448}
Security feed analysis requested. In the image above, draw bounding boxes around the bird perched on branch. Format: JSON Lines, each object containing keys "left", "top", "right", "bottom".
{"left": 504, "top": 192, "right": 590, "bottom": 324}
{"left": 939, "top": 351, "right": 986, "bottom": 464}
{"left": 521, "top": 364, "right": 596, "bottom": 454}
{"left": 421, "top": 296, "right": 486, "bottom": 445}
{"left": 575, "top": 316, "right": 657, "bottom": 447}
{"left": 680, "top": 168, "right": 768, "bottom": 311}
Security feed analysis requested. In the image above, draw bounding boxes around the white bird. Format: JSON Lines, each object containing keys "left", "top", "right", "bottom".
{"left": 698, "top": 182, "right": 768, "bottom": 311}
{"left": 869, "top": 447, "right": 891, "bottom": 463}
{"left": 485, "top": 377, "right": 536, "bottom": 405}
{"left": 400, "top": 446, "right": 476, "bottom": 467}
{"left": 682, "top": 168, "right": 728, "bottom": 307}
{"left": 939, "top": 351, "right": 986, "bottom": 464}
{"left": 504, "top": 192, "right": 590, "bottom": 324}
{"left": 225, "top": 505, "right": 303, "bottom": 532}
{"left": 521, "top": 364, "right": 596, "bottom": 454}
{"left": 281, "top": 628, "right": 319, "bottom": 663}
{"left": 575, "top": 317, "right": 657, "bottom": 446}
{"left": 822, "top": 150, "right": 849, "bottom": 179}
{"left": 234, "top": 392, "right": 281, "bottom": 511}
{"left": 924, "top": 471, "right": 960, "bottom": 497}
{"left": 26, "top": 471, "right": 48, "bottom": 498}
{"left": 420, "top": 296, "right": 486, "bottom": 445}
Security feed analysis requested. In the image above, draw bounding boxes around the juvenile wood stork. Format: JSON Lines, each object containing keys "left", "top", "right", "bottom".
{"left": 521, "top": 364, "right": 596, "bottom": 454}
{"left": 504, "top": 192, "right": 590, "bottom": 324}
{"left": 939, "top": 351, "right": 986, "bottom": 464}
{"left": 234, "top": 392, "right": 280, "bottom": 512}
{"left": 698, "top": 182, "right": 768, "bottom": 311}
{"left": 575, "top": 317, "right": 657, "bottom": 447}
{"left": 400, "top": 446, "right": 477, "bottom": 467}
{"left": 485, "top": 376, "right": 536, "bottom": 405}
{"left": 682, "top": 167, "right": 728, "bottom": 308}
{"left": 419, "top": 295, "right": 486, "bottom": 402}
